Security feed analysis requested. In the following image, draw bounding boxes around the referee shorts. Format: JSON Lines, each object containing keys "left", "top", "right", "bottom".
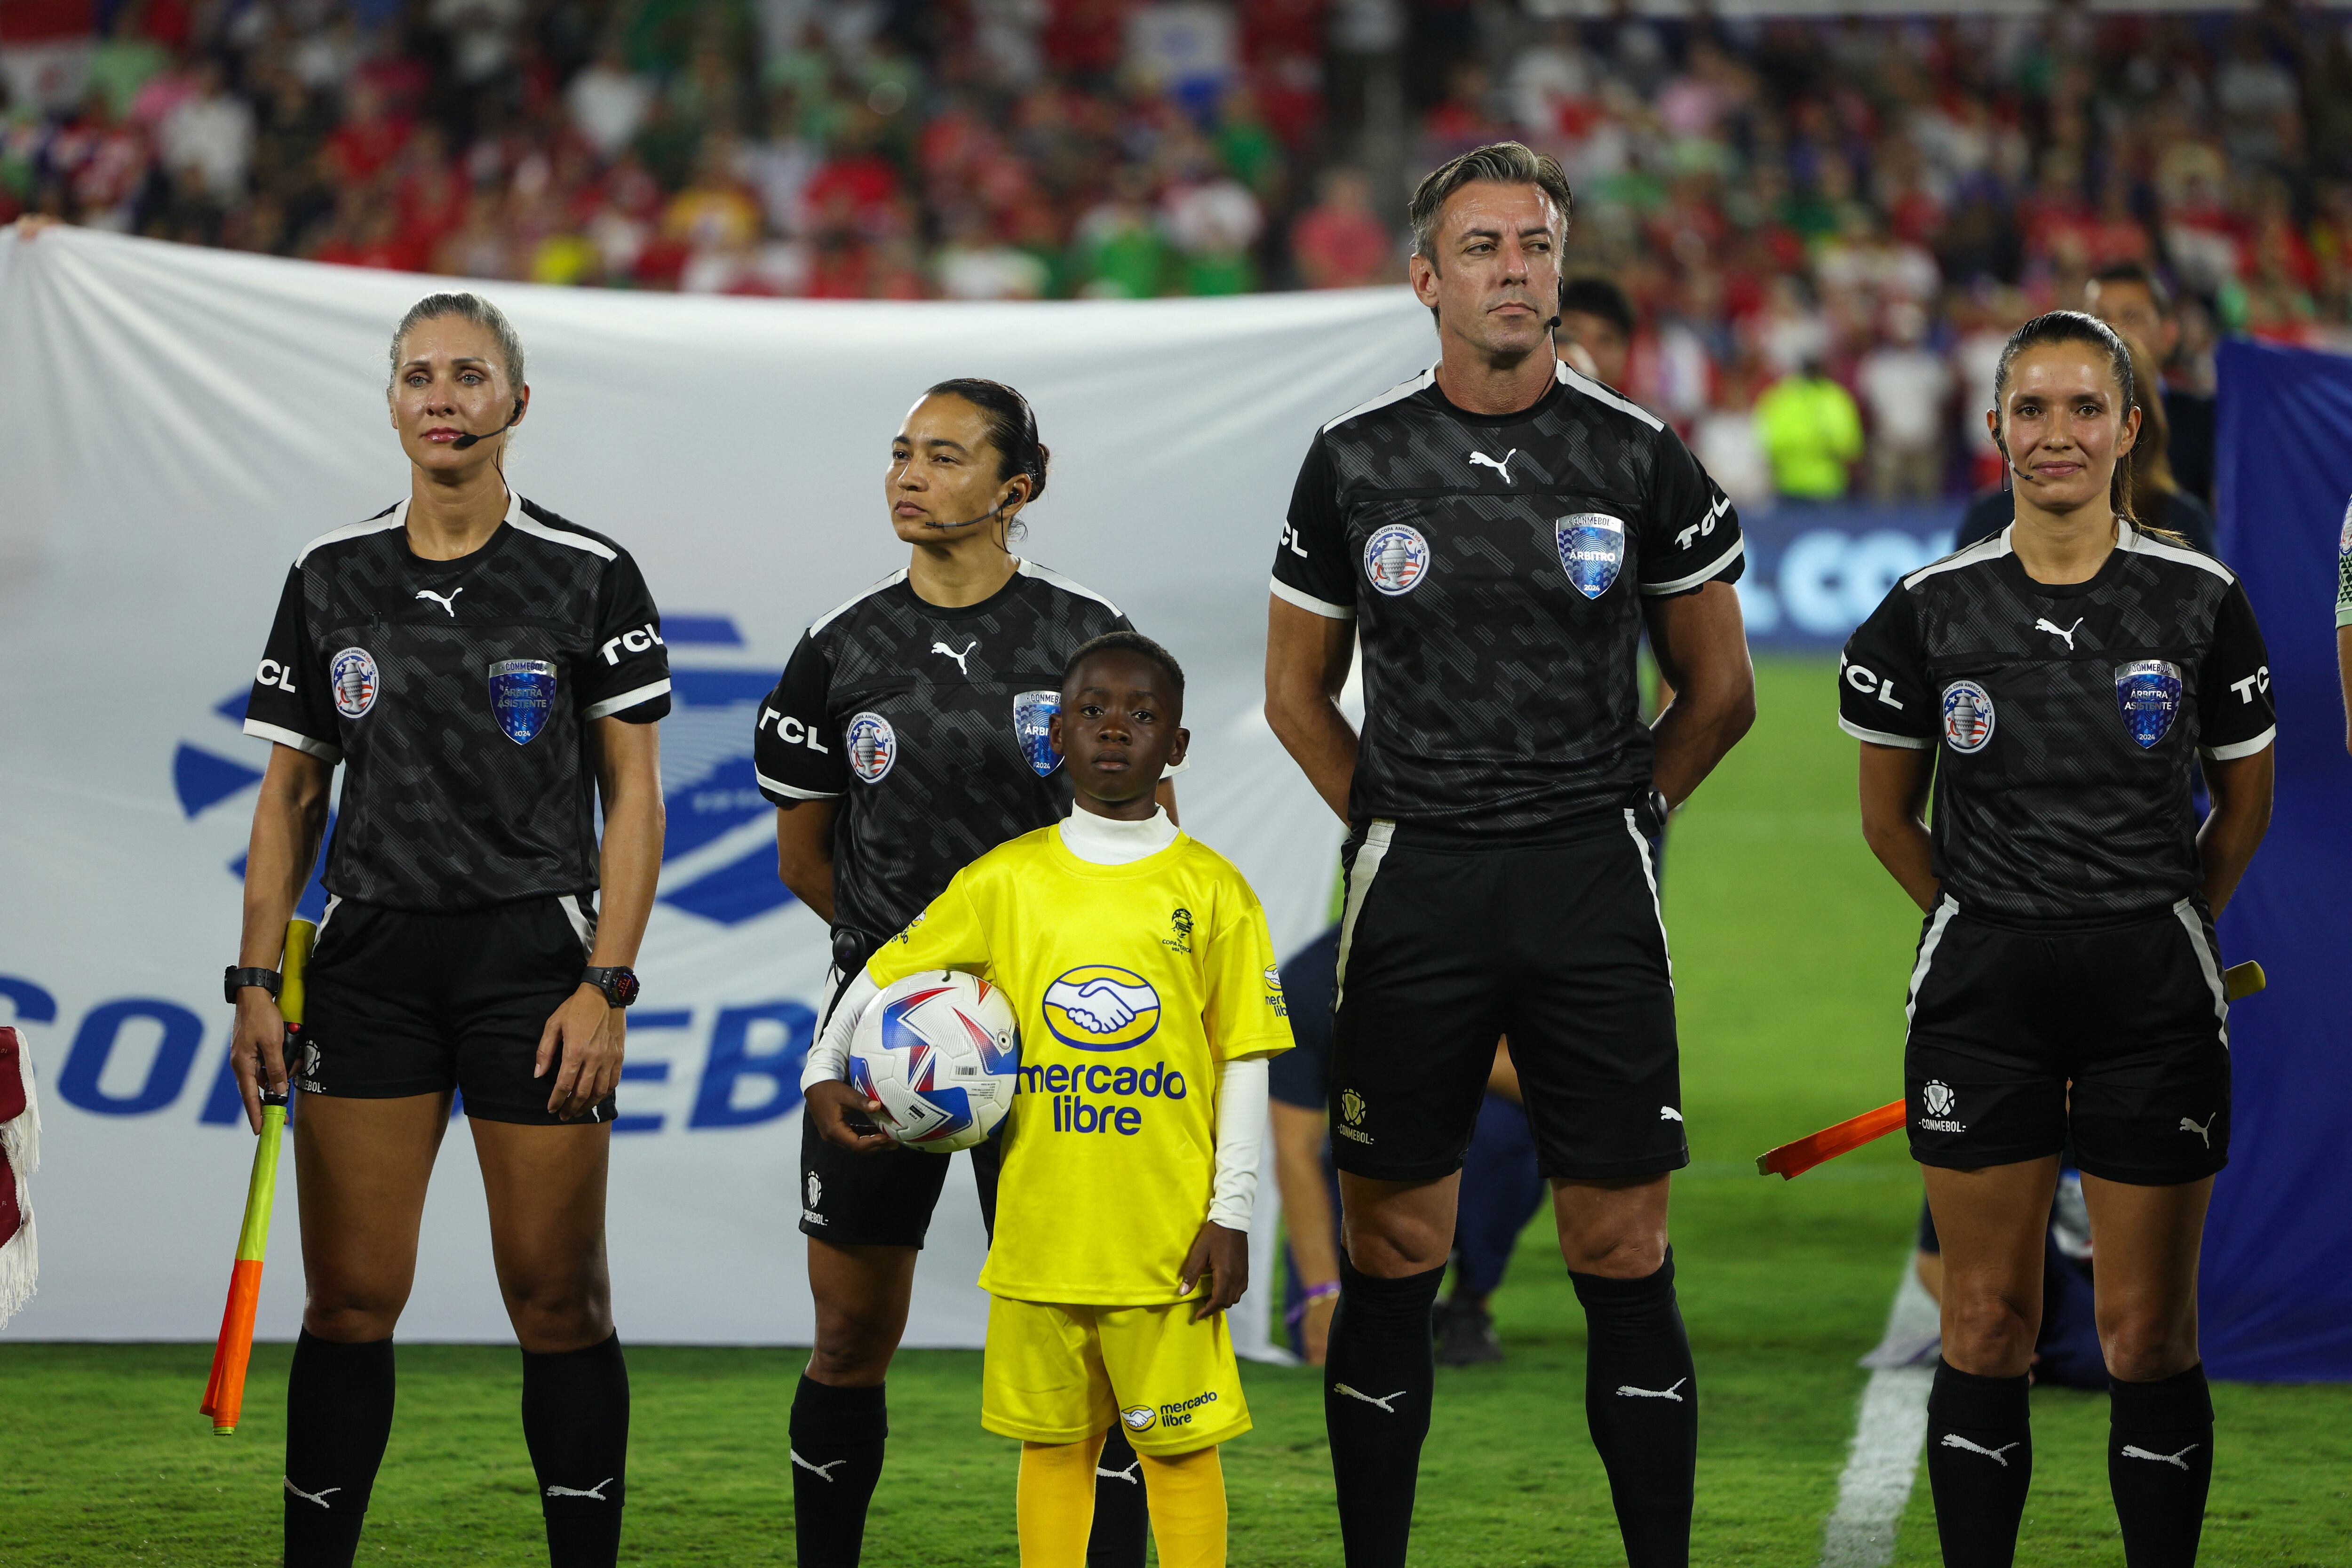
{"left": 1904, "top": 897, "right": 2231, "bottom": 1186}
{"left": 298, "top": 894, "right": 615, "bottom": 1126}
{"left": 1327, "top": 812, "right": 1688, "bottom": 1184}
{"left": 798, "top": 958, "right": 1002, "bottom": 1248}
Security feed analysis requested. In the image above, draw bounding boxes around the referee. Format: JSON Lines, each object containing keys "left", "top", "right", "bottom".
{"left": 228, "top": 293, "right": 668, "bottom": 1568}
{"left": 753, "top": 379, "right": 1172, "bottom": 1568}
{"left": 1840, "top": 310, "right": 2273, "bottom": 1568}
{"left": 1264, "top": 142, "right": 1756, "bottom": 1568}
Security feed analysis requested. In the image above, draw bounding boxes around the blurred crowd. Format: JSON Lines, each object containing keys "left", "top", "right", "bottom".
{"left": 7, "top": 0, "right": 2352, "bottom": 502}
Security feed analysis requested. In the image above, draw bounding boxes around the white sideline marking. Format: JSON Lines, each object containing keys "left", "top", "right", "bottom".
{"left": 1818, "top": 1268, "right": 1939, "bottom": 1568}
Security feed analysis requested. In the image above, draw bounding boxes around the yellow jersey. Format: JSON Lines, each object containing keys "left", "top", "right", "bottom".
{"left": 867, "top": 823, "right": 1292, "bottom": 1305}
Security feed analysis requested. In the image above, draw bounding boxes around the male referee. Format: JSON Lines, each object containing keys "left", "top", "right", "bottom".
{"left": 1263, "top": 142, "right": 1755, "bottom": 1568}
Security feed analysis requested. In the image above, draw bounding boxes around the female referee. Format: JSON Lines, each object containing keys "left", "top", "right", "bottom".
{"left": 752, "top": 380, "right": 1172, "bottom": 1568}
{"left": 1838, "top": 310, "right": 2273, "bottom": 1568}
{"left": 228, "top": 293, "right": 668, "bottom": 1568}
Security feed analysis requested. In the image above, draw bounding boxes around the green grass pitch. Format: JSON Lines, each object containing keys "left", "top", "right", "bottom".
{"left": 4, "top": 658, "right": 2346, "bottom": 1564}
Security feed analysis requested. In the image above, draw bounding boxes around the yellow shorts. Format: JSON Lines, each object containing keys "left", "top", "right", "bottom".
{"left": 982, "top": 1297, "right": 1251, "bottom": 1456}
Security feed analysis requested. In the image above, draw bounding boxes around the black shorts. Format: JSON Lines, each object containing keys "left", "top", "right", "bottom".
{"left": 1326, "top": 812, "right": 1688, "bottom": 1183}
{"left": 1904, "top": 898, "right": 2231, "bottom": 1185}
{"left": 298, "top": 894, "right": 615, "bottom": 1127}
{"left": 797, "top": 963, "right": 1002, "bottom": 1249}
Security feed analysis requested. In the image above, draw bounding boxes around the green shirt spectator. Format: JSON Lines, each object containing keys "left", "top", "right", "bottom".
{"left": 1756, "top": 369, "right": 1864, "bottom": 500}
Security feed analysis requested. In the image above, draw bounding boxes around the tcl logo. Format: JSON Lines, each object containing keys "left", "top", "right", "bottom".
{"left": 601, "top": 623, "right": 665, "bottom": 664}
{"left": 2230, "top": 666, "right": 2271, "bottom": 704}
{"left": 1280, "top": 522, "right": 1308, "bottom": 559}
{"left": 1840, "top": 657, "right": 1905, "bottom": 710}
{"left": 255, "top": 658, "right": 298, "bottom": 692}
{"left": 761, "top": 708, "right": 830, "bottom": 754}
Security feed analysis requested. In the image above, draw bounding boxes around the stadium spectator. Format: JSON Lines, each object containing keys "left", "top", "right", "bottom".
{"left": 1756, "top": 359, "right": 1863, "bottom": 501}
{"left": 2086, "top": 261, "right": 2217, "bottom": 505}
{"left": 1856, "top": 301, "right": 1954, "bottom": 502}
{"left": 1291, "top": 166, "right": 1391, "bottom": 290}
{"left": 1556, "top": 274, "right": 1633, "bottom": 389}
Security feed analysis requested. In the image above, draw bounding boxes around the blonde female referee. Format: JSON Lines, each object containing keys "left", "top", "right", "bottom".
{"left": 226, "top": 293, "right": 667, "bottom": 1568}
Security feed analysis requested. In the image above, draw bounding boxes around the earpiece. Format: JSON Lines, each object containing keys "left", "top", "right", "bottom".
{"left": 453, "top": 397, "right": 522, "bottom": 450}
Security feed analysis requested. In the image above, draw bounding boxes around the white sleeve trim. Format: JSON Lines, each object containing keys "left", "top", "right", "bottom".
{"left": 2201, "top": 727, "right": 2276, "bottom": 762}
{"left": 582, "top": 678, "right": 670, "bottom": 721}
{"left": 1269, "top": 575, "right": 1356, "bottom": 620}
{"left": 243, "top": 718, "right": 342, "bottom": 764}
{"left": 1207, "top": 1055, "right": 1269, "bottom": 1231}
{"left": 1640, "top": 534, "right": 1746, "bottom": 597}
{"left": 1839, "top": 716, "right": 1933, "bottom": 749}
{"left": 801, "top": 969, "right": 879, "bottom": 1093}
{"left": 757, "top": 769, "right": 842, "bottom": 802}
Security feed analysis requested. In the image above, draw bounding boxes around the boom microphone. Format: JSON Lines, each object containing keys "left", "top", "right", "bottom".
{"left": 453, "top": 397, "right": 522, "bottom": 449}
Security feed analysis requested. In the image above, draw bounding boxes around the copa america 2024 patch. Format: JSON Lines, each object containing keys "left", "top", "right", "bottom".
{"left": 1012, "top": 689, "right": 1060, "bottom": 778}
{"left": 846, "top": 710, "right": 897, "bottom": 783}
{"left": 2114, "top": 659, "right": 2185, "bottom": 748}
{"left": 1363, "top": 523, "right": 1430, "bottom": 596}
{"left": 488, "top": 659, "right": 557, "bottom": 744}
{"left": 1555, "top": 513, "right": 1627, "bottom": 599}
{"left": 330, "top": 647, "right": 379, "bottom": 719}
{"left": 1941, "top": 680, "right": 1995, "bottom": 753}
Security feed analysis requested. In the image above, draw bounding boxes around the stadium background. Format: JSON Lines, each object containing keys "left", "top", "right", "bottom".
{"left": 4, "top": 0, "right": 2352, "bottom": 1560}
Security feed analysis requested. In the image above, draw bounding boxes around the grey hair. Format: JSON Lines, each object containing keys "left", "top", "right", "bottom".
{"left": 1407, "top": 141, "right": 1573, "bottom": 264}
{"left": 387, "top": 292, "right": 526, "bottom": 392}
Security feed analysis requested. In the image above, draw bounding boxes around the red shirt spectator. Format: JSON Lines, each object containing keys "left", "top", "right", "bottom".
{"left": 1291, "top": 167, "right": 1391, "bottom": 289}
{"left": 325, "top": 82, "right": 412, "bottom": 185}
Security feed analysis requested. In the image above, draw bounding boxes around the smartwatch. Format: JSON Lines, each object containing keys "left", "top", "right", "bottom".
{"left": 224, "top": 966, "right": 282, "bottom": 1005}
{"left": 582, "top": 966, "right": 640, "bottom": 1009}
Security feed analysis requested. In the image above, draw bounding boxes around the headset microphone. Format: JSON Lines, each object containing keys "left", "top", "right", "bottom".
{"left": 1546, "top": 314, "right": 1562, "bottom": 330}
{"left": 453, "top": 397, "right": 522, "bottom": 450}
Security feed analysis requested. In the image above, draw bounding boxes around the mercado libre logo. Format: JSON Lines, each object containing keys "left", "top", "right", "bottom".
{"left": 173, "top": 613, "right": 800, "bottom": 927}
{"left": 1040, "top": 965, "right": 1162, "bottom": 1051}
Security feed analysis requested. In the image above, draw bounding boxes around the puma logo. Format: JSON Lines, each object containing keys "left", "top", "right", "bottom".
{"left": 1096, "top": 1460, "right": 1142, "bottom": 1484}
{"left": 2121, "top": 1443, "right": 2201, "bottom": 1471}
{"left": 931, "top": 639, "right": 977, "bottom": 675}
{"left": 284, "top": 1479, "right": 341, "bottom": 1509}
{"left": 2034, "top": 616, "right": 2082, "bottom": 651}
{"left": 543, "top": 1478, "right": 614, "bottom": 1500}
{"left": 1468, "top": 450, "right": 1519, "bottom": 483}
{"left": 1333, "top": 1383, "right": 1407, "bottom": 1414}
{"left": 414, "top": 588, "right": 464, "bottom": 617}
{"left": 791, "top": 1451, "right": 848, "bottom": 1482}
{"left": 2179, "top": 1114, "right": 2217, "bottom": 1149}
{"left": 1940, "top": 1434, "right": 2022, "bottom": 1466}
{"left": 1616, "top": 1378, "right": 1688, "bottom": 1401}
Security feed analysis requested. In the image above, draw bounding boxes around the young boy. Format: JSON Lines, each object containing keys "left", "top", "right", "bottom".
{"left": 803, "top": 631, "right": 1292, "bottom": 1568}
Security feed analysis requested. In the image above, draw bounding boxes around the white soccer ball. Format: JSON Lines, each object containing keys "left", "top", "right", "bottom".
{"left": 847, "top": 970, "right": 1021, "bottom": 1154}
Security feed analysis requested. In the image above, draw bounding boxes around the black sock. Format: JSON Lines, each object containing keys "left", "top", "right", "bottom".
{"left": 1323, "top": 1258, "right": 1443, "bottom": 1568}
{"left": 1926, "top": 1359, "right": 2034, "bottom": 1568}
{"left": 1086, "top": 1423, "right": 1149, "bottom": 1568}
{"left": 521, "top": 1334, "right": 630, "bottom": 1568}
{"left": 1572, "top": 1249, "right": 1697, "bottom": 1568}
{"left": 791, "top": 1376, "right": 888, "bottom": 1568}
{"left": 2109, "top": 1364, "right": 2214, "bottom": 1568}
{"left": 283, "top": 1330, "right": 395, "bottom": 1568}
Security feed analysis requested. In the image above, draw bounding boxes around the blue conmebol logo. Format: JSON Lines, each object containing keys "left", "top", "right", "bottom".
{"left": 2114, "top": 660, "right": 2183, "bottom": 749}
{"left": 488, "top": 659, "right": 557, "bottom": 744}
{"left": 176, "top": 613, "right": 806, "bottom": 928}
{"left": 1555, "top": 513, "right": 1626, "bottom": 599}
{"left": 1013, "top": 689, "right": 1060, "bottom": 778}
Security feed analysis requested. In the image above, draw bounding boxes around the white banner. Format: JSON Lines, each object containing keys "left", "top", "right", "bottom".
{"left": 0, "top": 226, "right": 1429, "bottom": 1352}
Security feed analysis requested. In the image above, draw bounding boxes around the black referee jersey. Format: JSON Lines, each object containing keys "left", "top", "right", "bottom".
{"left": 243, "top": 493, "right": 671, "bottom": 910}
{"left": 751, "top": 560, "right": 1138, "bottom": 947}
{"left": 1839, "top": 521, "right": 2273, "bottom": 925}
{"left": 1271, "top": 359, "right": 1745, "bottom": 836}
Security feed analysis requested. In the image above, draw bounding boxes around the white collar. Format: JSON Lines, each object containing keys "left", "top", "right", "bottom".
{"left": 1058, "top": 806, "right": 1179, "bottom": 866}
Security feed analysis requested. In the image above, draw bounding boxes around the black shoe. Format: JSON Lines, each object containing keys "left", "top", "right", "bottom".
{"left": 1435, "top": 1298, "right": 1504, "bottom": 1366}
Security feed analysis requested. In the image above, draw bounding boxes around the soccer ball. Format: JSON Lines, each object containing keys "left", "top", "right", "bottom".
{"left": 847, "top": 970, "right": 1020, "bottom": 1153}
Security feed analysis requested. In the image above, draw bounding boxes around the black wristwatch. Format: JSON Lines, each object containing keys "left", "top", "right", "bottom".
{"left": 581, "top": 966, "right": 640, "bottom": 1009}
{"left": 224, "top": 966, "right": 282, "bottom": 1005}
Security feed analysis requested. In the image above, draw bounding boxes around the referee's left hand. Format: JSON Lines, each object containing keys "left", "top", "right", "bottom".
{"left": 1181, "top": 1222, "right": 1249, "bottom": 1322}
{"left": 538, "top": 985, "right": 623, "bottom": 1122}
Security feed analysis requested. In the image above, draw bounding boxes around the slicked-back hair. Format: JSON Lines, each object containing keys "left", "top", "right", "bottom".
{"left": 926, "top": 377, "right": 1050, "bottom": 504}
{"left": 1063, "top": 630, "right": 1184, "bottom": 705}
{"left": 1992, "top": 310, "right": 2139, "bottom": 525}
{"left": 388, "top": 291, "right": 525, "bottom": 392}
{"left": 1407, "top": 141, "right": 1573, "bottom": 266}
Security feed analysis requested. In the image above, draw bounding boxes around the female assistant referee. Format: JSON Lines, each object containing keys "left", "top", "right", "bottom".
{"left": 1839, "top": 310, "right": 2273, "bottom": 1568}
{"left": 228, "top": 293, "right": 668, "bottom": 1568}
{"left": 752, "top": 380, "right": 1172, "bottom": 1568}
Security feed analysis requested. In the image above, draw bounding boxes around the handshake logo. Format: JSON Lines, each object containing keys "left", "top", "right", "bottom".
{"left": 1041, "top": 965, "right": 1163, "bottom": 1050}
